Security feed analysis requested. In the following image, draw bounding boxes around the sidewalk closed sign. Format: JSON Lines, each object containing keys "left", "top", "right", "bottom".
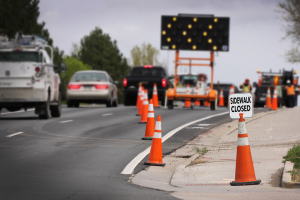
{"left": 229, "top": 93, "right": 253, "bottom": 119}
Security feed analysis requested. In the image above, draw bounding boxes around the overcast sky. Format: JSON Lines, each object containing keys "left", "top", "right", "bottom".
{"left": 38, "top": 0, "right": 296, "bottom": 87}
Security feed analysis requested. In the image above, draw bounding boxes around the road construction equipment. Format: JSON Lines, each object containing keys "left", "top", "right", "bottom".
{"left": 136, "top": 84, "right": 142, "bottom": 109}
{"left": 271, "top": 87, "right": 278, "bottom": 111}
{"left": 183, "top": 84, "right": 191, "bottom": 108}
{"left": 152, "top": 83, "right": 160, "bottom": 108}
{"left": 142, "top": 99, "right": 155, "bottom": 140}
{"left": 144, "top": 115, "right": 165, "bottom": 166}
{"left": 219, "top": 89, "right": 224, "bottom": 106}
{"left": 136, "top": 88, "right": 144, "bottom": 116}
{"left": 139, "top": 90, "right": 149, "bottom": 123}
{"left": 265, "top": 87, "right": 271, "bottom": 108}
{"left": 230, "top": 113, "right": 261, "bottom": 186}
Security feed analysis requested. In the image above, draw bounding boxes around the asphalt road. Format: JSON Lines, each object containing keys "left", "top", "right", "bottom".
{"left": 0, "top": 105, "right": 267, "bottom": 200}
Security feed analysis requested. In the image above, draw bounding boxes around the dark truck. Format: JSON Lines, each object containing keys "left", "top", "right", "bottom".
{"left": 208, "top": 83, "right": 240, "bottom": 106}
{"left": 254, "top": 69, "right": 299, "bottom": 107}
{"left": 123, "top": 66, "right": 171, "bottom": 106}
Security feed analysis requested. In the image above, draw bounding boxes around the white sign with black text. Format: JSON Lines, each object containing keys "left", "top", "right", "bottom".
{"left": 229, "top": 93, "right": 253, "bottom": 119}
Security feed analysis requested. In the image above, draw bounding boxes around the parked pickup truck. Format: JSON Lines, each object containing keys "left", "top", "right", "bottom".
{"left": 123, "top": 65, "right": 171, "bottom": 106}
{"left": 0, "top": 32, "right": 66, "bottom": 119}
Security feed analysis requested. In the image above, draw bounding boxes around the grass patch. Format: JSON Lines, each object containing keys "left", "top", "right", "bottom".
{"left": 193, "top": 146, "right": 208, "bottom": 155}
{"left": 283, "top": 145, "right": 300, "bottom": 182}
{"left": 289, "top": 169, "right": 300, "bottom": 182}
{"left": 283, "top": 145, "right": 300, "bottom": 169}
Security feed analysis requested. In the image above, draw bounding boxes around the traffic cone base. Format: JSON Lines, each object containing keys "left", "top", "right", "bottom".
{"left": 230, "top": 113, "right": 260, "bottom": 186}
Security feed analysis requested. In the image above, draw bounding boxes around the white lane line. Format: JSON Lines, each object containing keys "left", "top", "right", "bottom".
{"left": 6, "top": 132, "right": 23, "bottom": 137}
{"left": 121, "top": 111, "right": 229, "bottom": 174}
{"left": 60, "top": 120, "right": 73, "bottom": 123}
{"left": 102, "top": 113, "right": 113, "bottom": 116}
{"left": 197, "top": 124, "right": 214, "bottom": 126}
{"left": 1, "top": 109, "right": 34, "bottom": 115}
{"left": 186, "top": 127, "right": 209, "bottom": 129}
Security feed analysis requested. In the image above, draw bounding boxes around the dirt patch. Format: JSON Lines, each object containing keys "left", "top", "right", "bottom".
{"left": 269, "top": 167, "right": 284, "bottom": 187}
{"left": 189, "top": 159, "right": 206, "bottom": 166}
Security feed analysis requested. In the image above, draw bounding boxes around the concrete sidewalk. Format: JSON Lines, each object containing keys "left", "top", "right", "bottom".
{"left": 131, "top": 107, "right": 300, "bottom": 199}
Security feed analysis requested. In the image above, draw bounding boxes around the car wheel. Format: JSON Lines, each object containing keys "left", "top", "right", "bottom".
{"left": 67, "top": 100, "right": 73, "bottom": 108}
{"left": 106, "top": 97, "right": 112, "bottom": 107}
{"left": 50, "top": 92, "right": 62, "bottom": 117}
{"left": 113, "top": 98, "right": 118, "bottom": 107}
{"left": 39, "top": 93, "right": 50, "bottom": 119}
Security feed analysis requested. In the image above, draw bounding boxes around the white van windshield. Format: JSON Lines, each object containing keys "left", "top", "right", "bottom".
{"left": 0, "top": 52, "right": 43, "bottom": 62}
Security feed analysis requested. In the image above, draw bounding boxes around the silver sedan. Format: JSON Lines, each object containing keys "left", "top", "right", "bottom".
{"left": 67, "top": 70, "right": 118, "bottom": 108}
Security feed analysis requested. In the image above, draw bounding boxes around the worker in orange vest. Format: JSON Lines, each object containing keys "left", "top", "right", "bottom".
{"left": 285, "top": 80, "right": 296, "bottom": 108}
{"left": 240, "top": 78, "right": 252, "bottom": 92}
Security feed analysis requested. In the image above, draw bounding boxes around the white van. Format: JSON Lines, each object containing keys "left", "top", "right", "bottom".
{"left": 0, "top": 32, "right": 66, "bottom": 119}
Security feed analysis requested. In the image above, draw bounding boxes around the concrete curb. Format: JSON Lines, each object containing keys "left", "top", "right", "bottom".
{"left": 282, "top": 161, "right": 300, "bottom": 188}
{"left": 170, "top": 154, "right": 199, "bottom": 187}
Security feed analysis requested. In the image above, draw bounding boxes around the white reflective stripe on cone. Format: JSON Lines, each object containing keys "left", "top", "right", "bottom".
{"left": 143, "top": 100, "right": 148, "bottom": 105}
{"left": 237, "top": 137, "right": 249, "bottom": 146}
{"left": 148, "top": 113, "right": 154, "bottom": 118}
{"left": 154, "top": 121, "right": 161, "bottom": 131}
{"left": 153, "top": 131, "right": 162, "bottom": 138}
{"left": 153, "top": 92, "right": 157, "bottom": 94}
{"left": 238, "top": 122, "right": 247, "bottom": 134}
{"left": 148, "top": 104, "right": 154, "bottom": 111}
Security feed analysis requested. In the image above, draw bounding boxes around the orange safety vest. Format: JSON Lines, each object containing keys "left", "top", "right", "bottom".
{"left": 286, "top": 85, "right": 295, "bottom": 96}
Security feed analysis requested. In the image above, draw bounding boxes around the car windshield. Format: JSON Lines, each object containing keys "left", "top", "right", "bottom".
{"left": 130, "top": 68, "right": 166, "bottom": 76}
{"left": 0, "top": 52, "right": 43, "bottom": 62}
{"left": 72, "top": 72, "right": 107, "bottom": 82}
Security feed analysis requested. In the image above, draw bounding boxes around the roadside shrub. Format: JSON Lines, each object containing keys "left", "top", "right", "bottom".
{"left": 283, "top": 145, "right": 300, "bottom": 169}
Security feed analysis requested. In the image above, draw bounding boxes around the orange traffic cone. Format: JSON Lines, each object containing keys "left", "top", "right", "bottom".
{"left": 144, "top": 115, "right": 165, "bottom": 166}
{"left": 136, "top": 88, "right": 144, "bottom": 116}
{"left": 230, "top": 113, "right": 261, "bottom": 186}
{"left": 194, "top": 87, "right": 200, "bottom": 107}
{"left": 271, "top": 87, "right": 278, "bottom": 110}
{"left": 219, "top": 89, "right": 224, "bottom": 106}
{"left": 136, "top": 84, "right": 142, "bottom": 109}
{"left": 139, "top": 89, "right": 149, "bottom": 124}
{"left": 142, "top": 99, "right": 155, "bottom": 140}
{"left": 228, "top": 85, "right": 234, "bottom": 108}
{"left": 265, "top": 87, "right": 271, "bottom": 108}
{"left": 152, "top": 83, "right": 160, "bottom": 108}
{"left": 184, "top": 84, "right": 191, "bottom": 108}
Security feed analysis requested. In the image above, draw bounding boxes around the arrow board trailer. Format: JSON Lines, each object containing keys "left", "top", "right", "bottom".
{"left": 229, "top": 93, "right": 253, "bottom": 119}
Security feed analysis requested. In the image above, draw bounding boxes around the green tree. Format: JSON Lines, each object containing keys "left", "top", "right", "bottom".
{"left": 0, "top": 0, "right": 64, "bottom": 65}
{"left": 130, "top": 42, "right": 163, "bottom": 66}
{"left": 60, "top": 57, "right": 92, "bottom": 100}
{"left": 79, "top": 27, "right": 131, "bottom": 103}
{"left": 278, "top": 0, "right": 300, "bottom": 63}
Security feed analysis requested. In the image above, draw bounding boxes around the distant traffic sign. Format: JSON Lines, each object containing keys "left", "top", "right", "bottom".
{"left": 229, "top": 93, "right": 253, "bottom": 119}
